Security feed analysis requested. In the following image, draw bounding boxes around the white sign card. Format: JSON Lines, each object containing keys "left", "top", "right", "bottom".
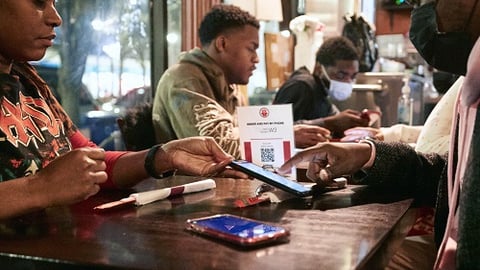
{"left": 237, "top": 104, "right": 296, "bottom": 178}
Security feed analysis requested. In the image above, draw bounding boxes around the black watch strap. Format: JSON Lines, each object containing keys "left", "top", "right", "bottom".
{"left": 144, "top": 144, "right": 176, "bottom": 179}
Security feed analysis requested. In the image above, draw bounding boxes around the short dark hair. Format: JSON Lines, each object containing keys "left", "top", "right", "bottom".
{"left": 117, "top": 103, "right": 156, "bottom": 151}
{"left": 315, "top": 37, "right": 359, "bottom": 67}
{"left": 198, "top": 4, "right": 259, "bottom": 46}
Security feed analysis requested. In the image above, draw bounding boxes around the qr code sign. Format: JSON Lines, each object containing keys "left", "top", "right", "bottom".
{"left": 260, "top": 148, "right": 275, "bottom": 163}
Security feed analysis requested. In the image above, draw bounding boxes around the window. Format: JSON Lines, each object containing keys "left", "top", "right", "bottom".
{"left": 167, "top": 0, "right": 182, "bottom": 67}
{"left": 33, "top": 0, "right": 152, "bottom": 126}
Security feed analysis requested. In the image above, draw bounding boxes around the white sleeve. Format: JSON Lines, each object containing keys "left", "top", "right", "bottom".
{"left": 380, "top": 124, "right": 423, "bottom": 143}
{"left": 415, "top": 76, "right": 463, "bottom": 154}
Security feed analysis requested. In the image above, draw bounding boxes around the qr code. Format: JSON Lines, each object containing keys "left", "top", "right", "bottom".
{"left": 260, "top": 148, "right": 275, "bottom": 163}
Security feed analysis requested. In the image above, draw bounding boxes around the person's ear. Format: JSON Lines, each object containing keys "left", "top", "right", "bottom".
{"left": 313, "top": 62, "right": 324, "bottom": 76}
{"left": 214, "top": 36, "right": 227, "bottom": 53}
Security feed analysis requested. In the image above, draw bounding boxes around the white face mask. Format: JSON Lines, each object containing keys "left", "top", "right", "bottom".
{"left": 328, "top": 79, "right": 353, "bottom": 101}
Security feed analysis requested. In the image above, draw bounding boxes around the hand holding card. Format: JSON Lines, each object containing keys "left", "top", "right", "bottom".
{"left": 361, "top": 109, "right": 382, "bottom": 127}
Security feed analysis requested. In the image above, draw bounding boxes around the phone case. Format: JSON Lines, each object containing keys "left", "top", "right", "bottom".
{"left": 230, "top": 160, "right": 312, "bottom": 197}
{"left": 185, "top": 214, "right": 290, "bottom": 247}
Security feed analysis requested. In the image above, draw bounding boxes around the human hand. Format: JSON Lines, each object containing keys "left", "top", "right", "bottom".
{"left": 341, "top": 127, "right": 384, "bottom": 142}
{"left": 323, "top": 109, "right": 369, "bottom": 135}
{"left": 361, "top": 109, "right": 382, "bottom": 127}
{"left": 161, "top": 137, "right": 248, "bottom": 178}
{"left": 34, "top": 147, "right": 107, "bottom": 206}
{"left": 277, "top": 142, "right": 371, "bottom": 187}
{"left": 293, "top": 124, "right": 331, "bottom": 148}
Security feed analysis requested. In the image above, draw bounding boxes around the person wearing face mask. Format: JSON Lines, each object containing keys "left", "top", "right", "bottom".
{"left": 409, "top": 0, "right": 477, "bottom": 76}
{"left": 273, "top": 36, "right": 369, "bottom": 138}
{"left": 341, "top": 0, "right": 477, "bottom": 147}
{"left": 153, "top": 4, "right": 332, "bottom": 156}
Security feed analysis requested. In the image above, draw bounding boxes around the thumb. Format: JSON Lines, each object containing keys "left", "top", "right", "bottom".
{"left": 318, "top": 167, "right": 334, "bottom": 182}
{"left": 306, "top": 161, "right": 335, "bottom": 183}
{"left": 208, "top": 159, "right": 232, "bottom": 174}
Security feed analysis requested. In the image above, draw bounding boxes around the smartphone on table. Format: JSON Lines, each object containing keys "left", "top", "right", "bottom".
{"left": 185, "top": 214, "right": 289, "bottom": 247}
{"left": 229, "top": 160, "right": 312, "bottom": 197}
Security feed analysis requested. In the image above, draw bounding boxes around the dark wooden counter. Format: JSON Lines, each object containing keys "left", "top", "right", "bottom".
{"left": 0, "top": 176, "right": 414, "bottom": 270}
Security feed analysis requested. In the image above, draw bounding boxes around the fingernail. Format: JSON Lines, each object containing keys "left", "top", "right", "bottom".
{"left": 319, "top": 168, "right": 332, "bottom": 181}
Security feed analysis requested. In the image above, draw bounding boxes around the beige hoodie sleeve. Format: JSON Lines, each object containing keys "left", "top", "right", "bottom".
{"left": 415, "top": 76, "right": 463, "bottom": 155}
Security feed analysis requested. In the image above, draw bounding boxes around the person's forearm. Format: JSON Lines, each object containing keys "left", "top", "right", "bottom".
{"left": 295, "top": 118, "right": 325, "bottom": 127}
{"left": 110, "top": 150, "right": 151, "bottom": 188}
{"left": 321, "top": 115, "right": 339, "bottom": 131}
{"left": 0, "top": 176, "right": 48, "bottom": 220}
{"left": 362, "top": 141, "right": 445, "bottom": 202}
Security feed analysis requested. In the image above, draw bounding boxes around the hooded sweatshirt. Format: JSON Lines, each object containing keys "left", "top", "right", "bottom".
{"left": 152, "top": 48, "right": 242, "bottom": 158}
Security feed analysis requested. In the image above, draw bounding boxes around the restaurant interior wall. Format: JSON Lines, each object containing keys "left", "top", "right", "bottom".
{"left": 234, "top": 0, "right": 372, "bottom": 103}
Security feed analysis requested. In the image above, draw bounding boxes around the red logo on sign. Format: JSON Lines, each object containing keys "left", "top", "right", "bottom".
{"left": 259, "top": 107, "right": 269, "bottom": 118}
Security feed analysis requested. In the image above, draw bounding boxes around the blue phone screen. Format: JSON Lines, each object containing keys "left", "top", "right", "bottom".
{"left": 194, "top": 215, "right": 284, "bottom": 238}
{"left": 231, "top": 160, "right": 311, "bottom": 194}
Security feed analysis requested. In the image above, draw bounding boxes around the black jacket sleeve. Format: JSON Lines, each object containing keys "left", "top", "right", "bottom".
{"left": 273, "top": 81, "right": 314, "bottom": 121}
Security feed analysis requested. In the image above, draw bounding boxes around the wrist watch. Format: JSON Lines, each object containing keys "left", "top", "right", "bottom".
{"left": 144, "top": 144, "right": 176, "bottom": 179}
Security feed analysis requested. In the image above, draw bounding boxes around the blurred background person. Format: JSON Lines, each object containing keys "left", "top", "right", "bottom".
{"left": 273, "top": 36, "right": 369, "bottom": 138}
{"left": 152, "top": 4, "right": 331, "bottom": 159}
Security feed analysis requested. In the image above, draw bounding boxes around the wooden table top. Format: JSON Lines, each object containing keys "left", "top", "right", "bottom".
{"left": 0, "top": 176, "right": 414, "bottom": 270}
